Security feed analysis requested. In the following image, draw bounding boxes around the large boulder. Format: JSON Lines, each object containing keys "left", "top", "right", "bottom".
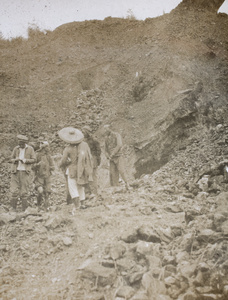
{"left": 77, "top": 259, "right": 117, "bottom": 287}
{"left": 176, "top": 0, "right": 225, "bottom": 13}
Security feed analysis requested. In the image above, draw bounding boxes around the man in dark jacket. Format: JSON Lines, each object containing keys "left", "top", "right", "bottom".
{"left": 82, "top": 126, "right": 101, "bottom": 196}
{"left": 33, "top": 138, "right": 54, "bottom": 211}
{"left": 9, "top": 134, "right": 36, "bottom": 211}
{"left": 104, "top": 125, "right": 129, "bottom": 190}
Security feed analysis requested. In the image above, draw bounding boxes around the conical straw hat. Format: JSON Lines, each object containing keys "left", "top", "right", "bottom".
{"left": 58, "top": 127, "right": 84, "bottom": 144}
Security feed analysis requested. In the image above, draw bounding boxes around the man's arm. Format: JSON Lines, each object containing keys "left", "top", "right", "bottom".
{"left": 10, "top": 147, "right": 20, "bottom": 163}
{"left": 94, "top": 139, "right": 101, "bottom": 165}
{"left": 24, "top": 147, "right": 36, "bottom": 164}
{"left": 49, "top": 155, "right": 55, "bottom": 172}
{"left": 59, "top": 147, "right": 69, "bottom": 169}
{"left": 104, "top": 140, "right": 110, "bottom": 159}
{"left": 110, "top": 133, "right": 122, "bottom": 158}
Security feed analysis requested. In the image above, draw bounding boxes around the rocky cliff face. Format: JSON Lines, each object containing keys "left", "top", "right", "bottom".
{"left": 1, "top": 7, "right": 228, "bottom": 183}
{"left": 179, "top": 0, "right": 225, "bottom": 13}
{"left": 177, "top": 0, "right": 225, "bottom": 12}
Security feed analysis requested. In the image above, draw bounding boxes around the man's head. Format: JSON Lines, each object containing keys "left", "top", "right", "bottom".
{"left": 17, "top": 135, "right": 28, "bottom": 148}
{"left": 38, "top": 137, "right": 49, "bottom": 150}
{"left": 103, "top": 124, "right": 111, "bottom": 135}
{"left": 82, "top": 126, "right": 92, "bottom": 138}
{"left": 40, "top": 141, "right": 49, "bottom": 149}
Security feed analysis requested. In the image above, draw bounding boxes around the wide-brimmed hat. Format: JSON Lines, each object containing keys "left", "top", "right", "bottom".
{"left": 58, "top": 127, "right": 84, "bottom": 144}
{"left": 17, "top": 134, "right": 28, "bottom": 141}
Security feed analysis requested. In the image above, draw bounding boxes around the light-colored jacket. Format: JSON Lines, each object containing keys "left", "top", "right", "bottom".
{"left": 10, "top": 145, "right": 36, "bottom": 173}
{"left": 59, "top": 144, "right": 78, "bottom": 178}
{"left": 77, "top": 141, "right": 93, "bottom": 185}
{"left": 59, "top": 141, "right": 93, "bottom": 185}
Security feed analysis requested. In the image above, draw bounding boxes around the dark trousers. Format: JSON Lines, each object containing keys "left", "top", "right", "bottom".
{"left": 10, "top": 171, "right": 30, "bottom": 210}
{"left": 109, "top": 156, "right": 128, "bottom": 186}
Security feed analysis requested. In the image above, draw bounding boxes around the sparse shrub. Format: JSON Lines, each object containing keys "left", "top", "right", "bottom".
{"left": 9, "top": 36, "right": 25, "bottom": 46}
{"left": 126, "top": 9, "right": 137, "bottom": 20}
{"left": 28, "top": 23, "right": 47, "bottom": 40}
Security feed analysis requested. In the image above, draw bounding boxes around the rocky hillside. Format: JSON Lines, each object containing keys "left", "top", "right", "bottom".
{"left": 1, "top": 5, "right": 228, "bottom": 177}
{"left": 0, "top": 3, "right": 228, "bottom": 300}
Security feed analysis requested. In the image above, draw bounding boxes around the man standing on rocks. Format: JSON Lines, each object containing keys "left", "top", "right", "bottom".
{"left": 33, "top": 137, "right": 54, "bottom": 211}
{"left": 104, "top": 125, "right": 130, "bottom": 190}
{"left": 82, "top": 125, "right": 101, "bottom": 197}
{"left": 9, "top": 134, "right": 36, "bottom": 211}
{"left": 58, "top": 127, "right": 93, "bottom": 211}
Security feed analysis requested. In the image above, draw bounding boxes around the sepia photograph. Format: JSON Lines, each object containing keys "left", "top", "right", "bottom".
{"left": 0, "top": 0, "right": 228, "bottom": 299}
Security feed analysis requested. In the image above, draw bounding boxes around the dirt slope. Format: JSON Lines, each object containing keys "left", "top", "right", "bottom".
{"left": 1, "top": 8, "right": 228, "bottom": 178}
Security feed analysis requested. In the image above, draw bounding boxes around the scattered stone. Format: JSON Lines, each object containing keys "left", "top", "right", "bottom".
{"left": 165, "top": 205, "right": 183, "bottom": 213}
{"left": 162, "top": 255, "right": 176, "bottom": 266}
{"left": 164, "top": 276, "right": 177, "bottom": 286}
{"left": 213, "top": 213, "right": 227, "bottom": 231}
{"left": 165, "top": 264, "right": 177, "bottom": 274}
{"left": 101, "top": 260, "right": 115, "bottom": 268}
{"left": 156, "top": 295, "right": 172, "bottom": 300}
{"left": 84, "top": 292, "right": 105, "bottom": 300}
{"left": 0, "top": 213, "right": 16, "bottom": 225}
{"left": 121, "top": 228, "right": 138, "bottom": 243}
{"left": 197, "top": 294, "right": 221, "bottom": 300}
{"left": 221, "top": 220, "right": 228, "bottom": 235}
{"left": 193, "top": 270, "right": 204, "bottom": 287}
{"left": 127, "top": 269, "right": 145, "bottom": 284}
{"left": 147, "top": 255, "right": 162, "bottom": 268}
{"left": 196, "top": 229, "right": 218, "bottom": 244}
{"left": 181, "top": 291, "right": 198, "bottom": 300}
{"left": 178, "top": 261, "right": 196, "bottom": 279}
{"left": 179, "top": 233, "right": 195, "bottom": 252}
{"left": 157, "top": 227, "right": 173, "bottom": 243}
{"left": 142, "top": 271, "right": 167, "bottom": 295}
{"left": 24, "top": 207, "right": 40, "bottom": 216}
{"left": 78, "top": 259, "right": 117, "bottom": 287}
{"left": 197, "top": 175, "right": 209, "bottom": 191}
{"left": 116, "top": 257, "right": 136, "bottom": 272}
{"left": 135, "top": 240, "right": 154, "bottom": 256}
{"left": 195, "top": 286, "right": 213, "bottom": 294}
{"left": 109, "top": 243, "right": 126, "bottom": 260}
{"left": 44, "top": 215, "right": 66, "bottom": 229}
{"left": 223, "top": 285, "right": 228, "bottom": 295}
{"left": 198, "top": 262, "right": 210, "bottom": 272}
{"left": 62, "top": 236, "right": 72, "bottom": 246}
{"left": 171, "top": 225, "right": 183, "bottom": 237}
{"left": 115, "top": 285, "right": 135, "bottom": 299}
{"left": 185, "top": 209, "right": 201, "bottom": 224}
{"left": 137, "top": 225, "right": 161, "bottom": 243}
{"left": 176, "top": 251, "right": 190, "bottom": 264}
{"left": 130, "top": 290, "right": 148, "bottom": 300}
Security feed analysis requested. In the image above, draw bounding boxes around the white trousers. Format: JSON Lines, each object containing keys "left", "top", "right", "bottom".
{"left": 67, "top": 176, "right": 85, "bottom": 201}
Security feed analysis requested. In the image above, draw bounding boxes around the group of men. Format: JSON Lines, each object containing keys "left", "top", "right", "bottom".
{"left": 9, "top": 125, "right": 130, "bottom": 212}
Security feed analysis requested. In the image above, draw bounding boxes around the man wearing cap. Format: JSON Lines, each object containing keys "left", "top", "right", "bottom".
{"left": 58, "top": 127, "right": 93, "bottom": 210}
{"left": 33, "top": 137, "right": 54, "bottom": 211}
{"left": 104, "top": 125, "right": 130, "bottom": 190}
{"left": 9, "top": 134, "right": 36, "bottom": 211}
{"left": 82, "top": 126, "right": 101, "bottom": 196}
